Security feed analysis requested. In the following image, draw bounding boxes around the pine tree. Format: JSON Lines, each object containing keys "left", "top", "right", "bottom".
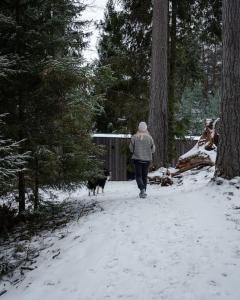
{"left": 0, "top": 0, "right": 103, "bottom": 211}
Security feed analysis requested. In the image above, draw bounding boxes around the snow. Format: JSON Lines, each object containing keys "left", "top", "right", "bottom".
{"left": 93, "top": 133, "right": 132, "bottom": 139}
{"left": 179, "top": 139, "right": 217, "bottom": 164}
{"left": 93, "top": 134, "right": 201, "bottom": 140}
{"left": 179, "top": 143, "right": 217, "bottom": 163}
{"left": 0, "top": 187, "right": 88, "bottom": 208}
{"left": 177, "top": 135, "right": 200, "bottom": 141}
{"left": 148, "top": 167, "right": 176, "bottom": 178}
{"left": 40, "top": 186, "right": 88, "bottom": 203}
{"left": 1, "top": 168, "right": 240, "bottom": 300}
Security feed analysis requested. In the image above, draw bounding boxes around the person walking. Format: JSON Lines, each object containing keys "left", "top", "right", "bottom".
{"left": 129, "top": 122, "right": 155, "bottom": 198}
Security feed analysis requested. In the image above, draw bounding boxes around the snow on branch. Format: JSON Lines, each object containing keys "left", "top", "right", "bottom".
{"left": 0, "top": 115, "right": 30, "bottom": 195}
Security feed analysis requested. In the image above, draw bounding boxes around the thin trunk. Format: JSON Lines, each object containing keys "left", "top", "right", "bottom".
{"left": 18, "top": 98, "right": 26, "bottom": 214}
{"left": 168, "top": 0, "right": 177, "bottom": 164}
{"left": 18, "top": 171, "right": 25, "bottom": 213}
{"left": 202, "top": 48, "right": 209, "bottom": 104}
{"left": 149, "top": 0, "right": 169, "bottom": 168}
{"left": 34, "top": 157, "right": 39, "bottom": 210}
{"left": 215, "top": 0, "right": 240, "bottom": 179}
{"left": 17, "top": 91, "right": 26, "bottom": 214}
{"left": 211, "top": 44, "right": 217, "bottom": 90}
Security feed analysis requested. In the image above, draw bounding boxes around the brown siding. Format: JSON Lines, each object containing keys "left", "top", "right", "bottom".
{"left": 93, "top": 137, "right": 197, "bottom": 181}
{"left": 93, "top": 137, "right": 129, "bottom": 181}
{"left": 173, "top": 139, "right": 196, "bottom": 165}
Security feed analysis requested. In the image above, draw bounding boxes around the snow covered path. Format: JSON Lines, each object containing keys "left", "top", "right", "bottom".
{"left": 2, "top": 171, "right": 240, "bottom": 300}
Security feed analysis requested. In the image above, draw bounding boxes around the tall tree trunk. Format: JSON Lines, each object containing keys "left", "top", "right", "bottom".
{"left": 215, "top": 0, "right": 240, "bottom": 179}
{"left": 16, "top": 0, "right": 26, "bottom": 213}
{"left": 168, "top": 0, "right": 177, "bottom": 164}
{"left": 149, "top": 0, "right": 169, "bottom": 168}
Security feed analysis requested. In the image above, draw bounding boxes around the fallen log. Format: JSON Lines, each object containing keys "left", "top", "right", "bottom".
{"left": 172, "top": 118, "right": 219, "bottom": 176}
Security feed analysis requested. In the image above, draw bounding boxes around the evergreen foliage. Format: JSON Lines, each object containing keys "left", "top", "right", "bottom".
{"left": 0, "top": 114, "right": 29, "bottom": 196}
{"left": 97, "top": 0, "right": 152, "bottom": 133}
{"left": 0, "top": 0, "right": 105, "bottom": 211}
{"left": 178, "top": 83, "right": 220, "bottom": 136}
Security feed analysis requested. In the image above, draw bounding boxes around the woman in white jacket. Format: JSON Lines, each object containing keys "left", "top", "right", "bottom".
{"left": 129, "top": 122, "right": 155, "bottom": 198}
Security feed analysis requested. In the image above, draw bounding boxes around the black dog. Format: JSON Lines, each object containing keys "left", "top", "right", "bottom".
{"left": 87, "top": 177, "right": 98, "bottom": 196}
{"left": 87, "top": 168, "right": 110, "bottom": 196}
{"left": 96, "top": 168, "right": 110, "bottom": 194}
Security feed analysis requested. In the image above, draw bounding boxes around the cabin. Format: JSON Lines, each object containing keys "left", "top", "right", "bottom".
{"left": 93, "top": 133, "right": 198, "bottom": 181}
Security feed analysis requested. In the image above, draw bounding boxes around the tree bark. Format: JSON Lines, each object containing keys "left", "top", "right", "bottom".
{"left": 168, "top": 0, "right": 177, "bottom": 163}
{"left": 215, "top": 0, "right": 240, "bottom": 179}
{"left": 149, "top": 0, "right": 169, "bottom": 168}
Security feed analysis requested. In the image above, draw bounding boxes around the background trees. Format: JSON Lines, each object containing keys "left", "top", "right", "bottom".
{"left": 1, "top": 0, "right": 238, "bottom": 210}
{"left": 97, "top": 0, "right": 222, "bottom": 166}
{"left": 97, "top": 0, "right": 152, "bottom": 133}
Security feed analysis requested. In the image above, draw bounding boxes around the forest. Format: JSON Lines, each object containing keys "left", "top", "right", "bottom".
{"left": 0, "top": 0, "right": 240, "bottom": 299}
{"left": 0, "top": 0, "right": 224, "bottom": 213}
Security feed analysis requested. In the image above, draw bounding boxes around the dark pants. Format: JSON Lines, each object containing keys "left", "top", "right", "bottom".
{"left": 133, "top": 160, "right": 150, "bottom": 191}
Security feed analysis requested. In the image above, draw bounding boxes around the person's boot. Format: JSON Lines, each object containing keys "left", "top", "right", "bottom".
{"left": 143, "top": 189, "right": 147, "bottom": 198}
{"left": 139, "top": 189, "right": 146, "bottom": 198}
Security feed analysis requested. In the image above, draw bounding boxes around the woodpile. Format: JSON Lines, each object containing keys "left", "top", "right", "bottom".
{"left": 148, "top": 168, "right": 173, "bottom": 186}
{"left": 149, "top": 175, "right": 173, "bottom": 186}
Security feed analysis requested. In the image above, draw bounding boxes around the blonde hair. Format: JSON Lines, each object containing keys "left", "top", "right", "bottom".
{"left": 135, "top": 130, "right": 150, "bottom": 140}
{"left": 136, "top": 121, "right": 149, "bottom": 140}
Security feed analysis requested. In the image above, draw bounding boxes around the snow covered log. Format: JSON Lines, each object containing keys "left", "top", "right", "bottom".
{"left": 172, "top": 119, "right": 219, "bottom": 176}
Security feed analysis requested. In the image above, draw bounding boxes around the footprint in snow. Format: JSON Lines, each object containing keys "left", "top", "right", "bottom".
{"left": 209, "top": 280, "right": 217, "bottom": 286}
{"left": 137, "top": 272, "right": 145, "bottom": 278}
{"left": 106, "top": 283, "right": 115, "bottom": 288}
{"left": 104, "top": 258, "right": 119, "bottom": 269}
{"left": 123, "top": 267, "right": 131, "bottom": 273}
{"left": 43, "top": 280, "right": 56, "bottom": 286}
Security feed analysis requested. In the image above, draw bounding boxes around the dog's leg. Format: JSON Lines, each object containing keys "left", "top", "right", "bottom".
{"left": 97, "top": 186, "right": 100, "bottom": 194}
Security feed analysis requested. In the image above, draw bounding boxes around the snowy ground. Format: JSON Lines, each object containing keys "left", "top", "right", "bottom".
{"left": 1, "top": 168, "right": 240, "bottom": 300}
